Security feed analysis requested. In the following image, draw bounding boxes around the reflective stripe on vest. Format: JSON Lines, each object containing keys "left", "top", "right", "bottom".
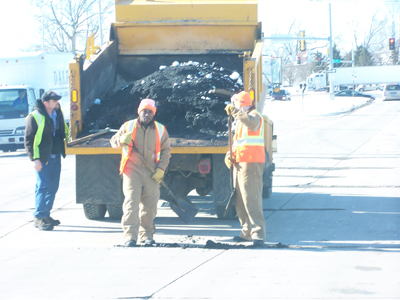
{"left": 119, "top": 120, "right": 165, "bottom": 174}
{"left": 234, "top": 110, "right": 265, "bottom": 163}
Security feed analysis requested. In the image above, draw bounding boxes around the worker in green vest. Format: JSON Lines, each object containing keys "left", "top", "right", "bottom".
{"left": 25, "top": 91, "right": 69, "bottom": 231}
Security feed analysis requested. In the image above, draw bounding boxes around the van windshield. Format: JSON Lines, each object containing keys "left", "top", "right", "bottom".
{"left": 0, "top": 89, "right": 29, "bottom": 120}
{"left": 387, "top": 85, "right": 400, "bottom": 91}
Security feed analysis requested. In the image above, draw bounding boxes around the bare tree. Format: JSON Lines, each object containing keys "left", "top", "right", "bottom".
{"left": 263, "top": 20, "right": 313, "bottom": 65}
{"left": 364, "top": 13, "right": 386, "bottom": 51}
{"left": 30, "top": 0, "right": 114, "bottom": 54}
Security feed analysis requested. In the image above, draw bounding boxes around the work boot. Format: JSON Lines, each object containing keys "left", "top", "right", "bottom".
{"left": 125, "top": 240, "right": 137, "bottom": 247}
{"left": 44, "top": 216, "right": 60, "bottom": 226}
{"left": 34, "top": 218, "right": 54, "bottom": 231}
{"left": 144, "top": 239, "right": 156, "bottom": 245}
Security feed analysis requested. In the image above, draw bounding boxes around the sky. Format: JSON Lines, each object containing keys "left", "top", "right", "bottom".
{"left": 0, "top": 0, "right": 395, "bottom": 57}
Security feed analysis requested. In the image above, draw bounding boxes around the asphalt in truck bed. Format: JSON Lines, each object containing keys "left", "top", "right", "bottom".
{"left": 77, "top": 61, "right": 244, "bottom": 147}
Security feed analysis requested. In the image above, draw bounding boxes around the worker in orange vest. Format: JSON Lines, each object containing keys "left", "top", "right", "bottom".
{"left": 110, "top": 99, "right": 171, "bottom": 247}
{"left": 225, "top": 91, "right": 266, "bottom": 246}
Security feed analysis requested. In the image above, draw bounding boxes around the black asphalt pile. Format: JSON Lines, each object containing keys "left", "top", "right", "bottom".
{"left": 82, "top": 61, "right": 243, "bottom": 139}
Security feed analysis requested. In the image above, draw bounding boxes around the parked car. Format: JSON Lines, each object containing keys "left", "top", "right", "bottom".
{"left": 335, "top": 85, "right": 350, "bottom": 92}
{"left": 383, "top": 83, "right": 400, "bottom": 100}
{"left": 355, "top": 84, "right": 383, "bottom": 92}
{"left": 334, "top": 90, "right": 375, "bottom": 100}
{"left": 271, "top": 89, "right": 291, "bottom": 101}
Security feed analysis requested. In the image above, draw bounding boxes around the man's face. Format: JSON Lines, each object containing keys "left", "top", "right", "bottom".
{"left": 240, "top": 105, "right": 251, "bottom": 112}
{"left": 44, "top": 99, "right": 59, "bottom": 111}
{"left": 139, "top": 108, "right": 154, "bottom": 124}
{"left": 18, "top": 91, "right": 25, "bottom": 99}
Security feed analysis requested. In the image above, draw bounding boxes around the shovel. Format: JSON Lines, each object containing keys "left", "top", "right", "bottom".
{"left": 131, "top": 143, "right": 198, "bottom": 224}
{"left": 224, "top": 115, "right": 237, "bottom": 217}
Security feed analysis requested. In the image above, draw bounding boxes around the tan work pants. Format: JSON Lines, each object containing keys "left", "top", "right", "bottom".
{"left": 121, "top": 167, "right": 160, "bottom": 243}
{"left": 233, "top": 162, "right": 266, "bottom": 241}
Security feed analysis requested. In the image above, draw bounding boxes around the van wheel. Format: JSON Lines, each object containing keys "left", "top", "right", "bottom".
{"left": 359, "top": 88, "right": 364, "bottom": 92}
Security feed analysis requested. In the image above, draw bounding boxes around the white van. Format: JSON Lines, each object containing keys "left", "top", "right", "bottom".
{"left": 383, "top": 84, "right": 400, "bottom": 101}
{"left": 0, "top": 52, "right": 73, "bottom": 152}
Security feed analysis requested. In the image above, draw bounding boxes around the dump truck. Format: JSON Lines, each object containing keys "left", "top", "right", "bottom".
{"left": 67, "top": 0, "right": 276, "bottom": 221}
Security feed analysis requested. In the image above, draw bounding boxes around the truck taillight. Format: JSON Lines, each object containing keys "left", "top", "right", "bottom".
{"left": 71, "top": 104, "right": 78, "bottom": 111}
{"left": 72, "top": 89, "right": 78, "bottom": 103}
{"left": 199, "top": 159, "right": 211, "bottom": 174}
{"left": 249, "top": 89, "right": 254, "bottom": 100}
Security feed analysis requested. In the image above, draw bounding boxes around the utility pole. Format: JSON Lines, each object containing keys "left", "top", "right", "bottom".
{"left": 328, "top": 3, "right": 334, "bottom": 100}
{"left": 98, "top": 0, "right": 104, "bottom": 45}
{"left": 42, "top": 11, "right": 45, "bottom": 51}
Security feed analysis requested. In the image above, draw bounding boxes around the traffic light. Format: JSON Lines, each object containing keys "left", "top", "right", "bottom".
{"left": 300, "top": 30, "right": 306, "bottom": 51}
{"left": 297, "top": 57, "right": 301, "bottom": 65}
{"left": 389, "top": 38, "right": 395, "bottom": 50}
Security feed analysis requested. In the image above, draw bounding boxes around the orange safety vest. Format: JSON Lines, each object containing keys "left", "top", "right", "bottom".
{"left": 119, "top": 119, "right": 165, "bottom": 174}
{"left": 234, "top": 110, "right": 265, "bottom": 163}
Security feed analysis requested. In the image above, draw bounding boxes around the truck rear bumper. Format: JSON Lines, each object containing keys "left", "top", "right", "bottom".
{"left": 0, "top": 135, "right": 25, "bottom": 151}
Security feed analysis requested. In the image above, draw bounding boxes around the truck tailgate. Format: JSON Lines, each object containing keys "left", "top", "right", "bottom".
{"left": 66, "top": 132, "right": 228, "bottom": 155}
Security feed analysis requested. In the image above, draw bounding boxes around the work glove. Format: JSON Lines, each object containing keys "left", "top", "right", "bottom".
{"left": 224, "top": 152, "right": 235, "bottom": 169}
{"left": 120, "top": 132, "right": 133, "bottom": 145}
{"left": 224, "top": 103, "right": 236, "bottom": 115}
{"left": 152, "top": 168, "right": 165, "bottom": 184}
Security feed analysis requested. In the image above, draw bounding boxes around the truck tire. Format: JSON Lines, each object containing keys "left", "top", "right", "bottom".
{"left": 83, "top": 204, "right": 107, "bottom": 220}
{"left": 107, "top": 204, "right": 123, "bottom": 220}
{"left": 262, "top": 165, "right": 273, "bottom": 198}
{"left": 212, "top": 154, "right": 236, "bottom": 219}
{"left": 196, "top": 188, "right": 209, "bottom": 197}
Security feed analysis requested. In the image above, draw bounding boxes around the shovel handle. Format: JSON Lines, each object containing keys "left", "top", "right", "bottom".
{"left": 229, "top": 115, "right": 233, "bottom": 161}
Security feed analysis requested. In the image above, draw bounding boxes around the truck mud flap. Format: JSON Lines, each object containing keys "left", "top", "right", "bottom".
{"left": 76, "top": 154, "right": 123, "bottom": 206}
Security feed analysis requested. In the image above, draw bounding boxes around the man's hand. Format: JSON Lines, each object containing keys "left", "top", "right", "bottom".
{"left": 152, "top": 168, "right": 165, "bottom": 184}
{"left": 224, "top": 103, "right": 236, "bottom": 115}
{"left": 120, "top": 133, "right": 133, "bottom": 145}
{"left": 33, "top": 160, "right": 42, "bottom": 172}
{"left": 224, "top": 153, "right": 234, "bottom": 169}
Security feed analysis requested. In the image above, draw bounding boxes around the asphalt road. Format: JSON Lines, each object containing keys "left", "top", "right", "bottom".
{"left": 0, "top": 95, "right": 399, "bottom": 299}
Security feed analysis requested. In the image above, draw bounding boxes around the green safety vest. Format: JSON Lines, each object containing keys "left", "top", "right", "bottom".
{"left": 28, "top": 110, "right": 69, "bottom": 160}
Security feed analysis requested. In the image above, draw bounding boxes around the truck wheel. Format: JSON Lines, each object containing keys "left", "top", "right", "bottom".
{"left": 359, "top": 88, "right": 364, "bottom": 92}
{"left": 212, "top": 154, "right": 236, "bottom": 219}
{"left": 107, "top": 204, "right": 123, "bottom": 220}
{"left": 196, "top": 188, "right": 209, "bottom": 197}
{"left": 262, "top": 166, "right": 273, "bottom": 198}
{"left": 83, "top": 204, "right": 107, "bottom": 220}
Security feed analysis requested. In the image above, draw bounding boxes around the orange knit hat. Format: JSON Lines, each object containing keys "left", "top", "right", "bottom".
{"left": 137, "top": 98, "right": 157, "bottom": 115}
{"left": 232, "top": 91, "right": 252, "bottom": 106}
